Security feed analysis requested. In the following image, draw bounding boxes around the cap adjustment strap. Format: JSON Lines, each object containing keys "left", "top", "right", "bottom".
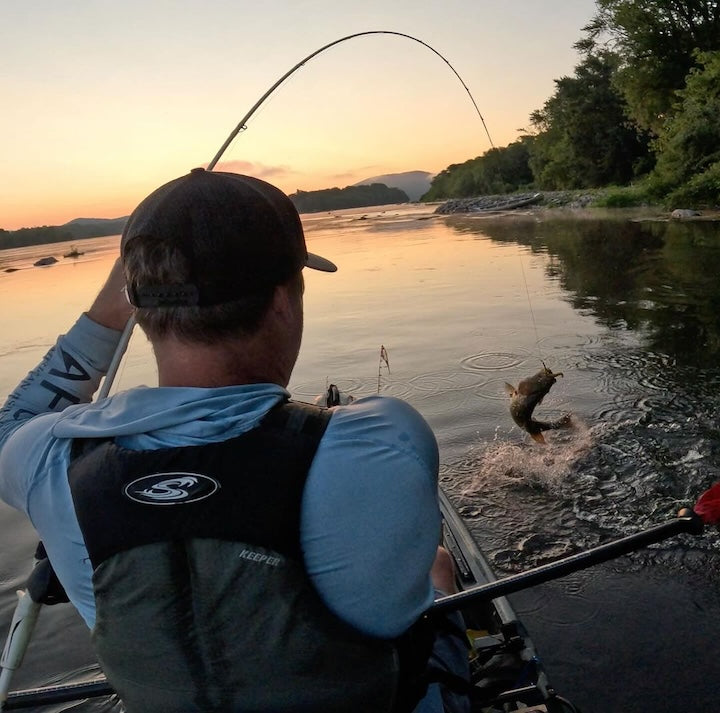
{"left": 128, "top": 284, "right": 200, "bottom": 308}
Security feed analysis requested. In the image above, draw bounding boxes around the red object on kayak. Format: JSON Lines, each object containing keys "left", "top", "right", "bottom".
{"left": 694, "top": 483, "right": 720, "bottom": 524}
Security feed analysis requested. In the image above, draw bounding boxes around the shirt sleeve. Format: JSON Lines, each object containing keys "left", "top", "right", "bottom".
{"left": 300, "top": 395, "right": 441, "bottom": 639}
{"left": 0, "top": 314, "right": 126, "bottom": 508}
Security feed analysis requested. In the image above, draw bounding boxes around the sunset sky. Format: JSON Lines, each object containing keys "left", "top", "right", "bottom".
{"left": 2, "top": 0, "right": 598, "bottom": 230}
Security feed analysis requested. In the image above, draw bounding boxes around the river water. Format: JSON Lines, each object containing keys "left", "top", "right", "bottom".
{"left": 2, "top": 204, "right": 720, "bottom": 712}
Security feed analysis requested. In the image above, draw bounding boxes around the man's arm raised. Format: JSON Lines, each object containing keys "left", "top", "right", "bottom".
{"left": 0, "top": 258, "right": 134, "bottom": 448}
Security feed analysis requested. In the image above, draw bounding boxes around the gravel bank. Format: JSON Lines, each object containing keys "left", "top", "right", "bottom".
{"left": 434, "top": 190, "right": 601, "bottom": 214}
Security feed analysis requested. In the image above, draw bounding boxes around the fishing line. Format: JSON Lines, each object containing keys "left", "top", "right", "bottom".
{"left": 518, "top": 253, "right": 545, "bottom": 365}
{"left": 102, "top": 30, "right": 494, "bottom": 395}
{"left": 8, "top": 32, "right": 497, "bottom": 702}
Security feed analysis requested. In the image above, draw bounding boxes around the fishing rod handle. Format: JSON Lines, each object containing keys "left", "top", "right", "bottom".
{"left": 98, "top": 316, "right": 136, "bottom": 400}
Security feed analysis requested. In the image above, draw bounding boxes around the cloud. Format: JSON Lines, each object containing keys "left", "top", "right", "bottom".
{"left": 208, "top": 159, "right": 294, "bottom": 179}
{"left": 327, "top": 165, "right": 381, "bottom": 184}
{"left": 328, "top": 170, "right": 362, "bottom": 183}
{"left": 202, "top": 160, "right": 390, "bottom": 192}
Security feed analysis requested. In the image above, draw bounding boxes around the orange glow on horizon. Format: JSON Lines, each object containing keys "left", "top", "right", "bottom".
{"left": 1, "top": 1, "right": 597, "bottom": 231}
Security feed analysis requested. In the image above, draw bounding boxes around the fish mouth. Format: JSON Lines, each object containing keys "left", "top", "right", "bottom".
{"left": 541, "top": 362, "right": 563, "bottom": 380}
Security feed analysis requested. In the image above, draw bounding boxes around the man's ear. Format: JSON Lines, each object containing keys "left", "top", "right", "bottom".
{"left": 271, "top": 282, "right": 299, "bottom": 322}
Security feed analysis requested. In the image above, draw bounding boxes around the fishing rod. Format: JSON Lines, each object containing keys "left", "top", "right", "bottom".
{"left": 99, "top": 29, "right": 493, "bottom": 397}
{"left": 0, "top": 31, "right": 492, "bottom": 707}
{"left": 208, "top": 29, "right": 494, "bottom": 171}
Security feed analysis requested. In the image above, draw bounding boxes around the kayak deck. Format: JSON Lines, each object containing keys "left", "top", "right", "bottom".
{"left": 3, "top": 491, "right": 577, "bottom": 712}
{"left": 439, "top": 488, "right": 579, "bottom": 713}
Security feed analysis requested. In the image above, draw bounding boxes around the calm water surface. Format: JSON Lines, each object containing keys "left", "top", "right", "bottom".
{"left": 2, "top": 204, "right": 720, "bottom": 711}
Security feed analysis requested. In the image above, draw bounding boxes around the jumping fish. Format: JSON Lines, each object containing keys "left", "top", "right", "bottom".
{"left": 504, "top": 365, "right": 572, "bottom": 444}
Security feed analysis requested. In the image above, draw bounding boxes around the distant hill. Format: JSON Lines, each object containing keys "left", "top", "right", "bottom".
{"left": 63, "top": 217, "right": 128, "bottom": 239}
{"left": 0, "top": 216, "right": 129, "bottom": 250}
{"left": 353, "top": 171, "right": 434, "bottom": 201}
{"left": 289, "top": 183, "right": 409, "bottom": 213}
{"left": 65, "top": 217, "right": 128, "bottom": 229}
{"left": 1, "top": 175, "right": 429, "bottom": 250}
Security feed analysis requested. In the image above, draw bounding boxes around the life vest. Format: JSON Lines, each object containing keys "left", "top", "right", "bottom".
{"left": 67, "top": 400, "right": 433, "bottom": 713}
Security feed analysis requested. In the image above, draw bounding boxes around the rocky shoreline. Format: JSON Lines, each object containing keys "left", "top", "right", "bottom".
{"left": 434, "top": 190, "right": 606, "bottom": 214}
{"left": 433, "top": 190, "right": 720, "bottom": 221}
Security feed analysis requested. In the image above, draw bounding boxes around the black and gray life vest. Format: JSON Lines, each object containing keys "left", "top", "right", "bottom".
{"left": 67, "top": 400, "right": 432, "bottom": 713}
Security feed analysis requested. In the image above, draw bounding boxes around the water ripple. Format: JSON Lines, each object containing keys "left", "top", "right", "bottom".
{"left": 408, "top": 371, "right": 486, "bottom": 393}
{"left": 460, "top": 351, "right": 528, "bottom": 372}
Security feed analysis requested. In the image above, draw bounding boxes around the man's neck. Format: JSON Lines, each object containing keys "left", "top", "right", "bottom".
{"left": 151, "top": 280, "right": 303, "bottom": 389}
{"left": 153, "top": 336, "right": 293, "bottom": 389}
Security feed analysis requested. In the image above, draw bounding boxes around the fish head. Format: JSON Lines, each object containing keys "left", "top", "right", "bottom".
{"left": 517, "top": 365, "right": 563, "bottom": 399}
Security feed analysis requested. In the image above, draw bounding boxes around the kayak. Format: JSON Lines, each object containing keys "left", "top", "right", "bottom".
{"left": 2, "top": 380, "right": 711, "bottom": 710}
{"left": 2, "top": 485, "right": 708, "bottom": 712}
{"left": 12, "top": 476, "right": 708, "bottom": 712}
{"left": 2, "top": 488, "right": 578, "bottom": 712}
{"left": 438, "top": 488, "right": 578, "bottom": 713}
{"left": 6, "top": 478, "right": 705, "bottom": 713}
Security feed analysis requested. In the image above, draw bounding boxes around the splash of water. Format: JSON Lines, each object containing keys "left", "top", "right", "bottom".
{"left": 463, "top": 417, "right": 593, "bottom": 495}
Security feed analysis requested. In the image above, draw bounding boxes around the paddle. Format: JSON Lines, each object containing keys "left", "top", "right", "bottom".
{"left": 3, "top": 679, "right": 113, "bottom": 710}
{"left": 4, "top": 483, "right": 720, "bottom": 709}
{"left": 432, "top": 482, "right": 720, "bottom": 615}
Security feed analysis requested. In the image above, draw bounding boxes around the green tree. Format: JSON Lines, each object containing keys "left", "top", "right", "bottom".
{"left": 474, "top": 141, "right": 534, "bottom": 193}
{"left": 579, "top": 1, "right": 720, "bottom": 134}
{"left": 650, "top": 50, "right": 720, "bottom": 204}
{"left": 422, "top": 140, "right": 533, "bottom": 200}
{"left": 527, "top": 52, "right": 651, "bottom": 190}
{"left": 289, "top": 184, "right": 408, "bottom": 213}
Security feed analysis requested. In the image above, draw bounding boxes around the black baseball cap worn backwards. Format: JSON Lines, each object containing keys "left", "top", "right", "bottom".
{"left": 121, "top": 168, "right": 337, "bottom": 308}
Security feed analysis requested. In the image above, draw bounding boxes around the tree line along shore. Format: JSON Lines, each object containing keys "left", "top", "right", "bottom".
{"left": 4, "top": 2, "right": 719, "bottom": 249}
{"left": 0, "top": 184, "right": 408, "bottom": 250}
{"left": 424, "top": 1, "right": 720, "bottom": 212}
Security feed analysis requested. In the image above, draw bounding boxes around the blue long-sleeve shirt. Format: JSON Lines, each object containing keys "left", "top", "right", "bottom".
{"left": 0, "top": 315, "right": 440, "bottom": 638}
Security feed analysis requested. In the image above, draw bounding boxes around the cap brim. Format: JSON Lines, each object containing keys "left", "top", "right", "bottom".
{"left": 306, "top": 252, "right": 337, "bottom": 273}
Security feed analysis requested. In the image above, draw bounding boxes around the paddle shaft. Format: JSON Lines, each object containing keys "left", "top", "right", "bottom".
{"left": 3, "top": 679, "right": 112, "bottom": 710}
{"left": 432, "top": 509, "right": 703, "bottom": 615}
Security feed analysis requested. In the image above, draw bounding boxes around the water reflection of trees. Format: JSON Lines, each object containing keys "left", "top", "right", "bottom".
{"left": 447, "top": 215, "right": 720, "bottom": 366}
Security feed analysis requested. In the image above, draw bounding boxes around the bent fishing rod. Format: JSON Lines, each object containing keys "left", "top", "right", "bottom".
{"left": 0, "top": 34, "right": 492, "bottom": 707}
{"left": 209, "top": 30, "right": 494, "bottom": 171}
{"left": 98, "top": 30, "right": 493, "bottom": 398}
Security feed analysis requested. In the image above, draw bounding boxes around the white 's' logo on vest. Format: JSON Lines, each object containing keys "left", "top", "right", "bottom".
{"left": 124, "top": 473, "right": 220, "bottom": 505}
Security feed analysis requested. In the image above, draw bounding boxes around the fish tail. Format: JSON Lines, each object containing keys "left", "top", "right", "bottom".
{"left": 531, "top": 413, "right": 573, "bottom": 432}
